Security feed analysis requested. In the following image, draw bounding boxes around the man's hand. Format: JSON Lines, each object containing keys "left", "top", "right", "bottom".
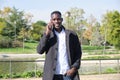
{"left": 65, "top": 67, "right": 77, "bottom": 77}
{"left": 45, "top": 22, "right": 53, "bottom": 36}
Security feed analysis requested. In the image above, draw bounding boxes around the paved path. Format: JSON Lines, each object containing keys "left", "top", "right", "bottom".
{"left": 0, "top": 54, "right": 41, "bottom": 60}
{"left": 1, "top": 74, "right": 120, "bottom": 80}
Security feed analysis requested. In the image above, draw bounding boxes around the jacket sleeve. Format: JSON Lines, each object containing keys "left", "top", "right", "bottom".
{"left": 37, "top": 33, "right": 50, "bottom": 54}
{"left": 71, "top": 34, "right": 82, "bottom": 69}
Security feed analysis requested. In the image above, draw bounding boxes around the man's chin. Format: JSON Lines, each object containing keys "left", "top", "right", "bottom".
{"left": 55, "top": 26, "right": 60, "bottom": 29}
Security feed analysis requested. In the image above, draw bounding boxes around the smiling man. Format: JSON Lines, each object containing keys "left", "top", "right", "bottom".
{"left": 37, "top": 11, "right": 82, "bottom": 80}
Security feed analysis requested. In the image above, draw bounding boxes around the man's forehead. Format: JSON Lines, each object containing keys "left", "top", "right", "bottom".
{"left": 51, "top": 13, "right": 61, "bottom": 18}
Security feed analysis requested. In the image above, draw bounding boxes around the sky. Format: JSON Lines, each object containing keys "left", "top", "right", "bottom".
{"left": 0, "top": 0, "right": 120, "bottom": 23}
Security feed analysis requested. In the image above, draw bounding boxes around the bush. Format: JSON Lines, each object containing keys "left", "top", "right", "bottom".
{"left": 21, "top": 71, "right": 35, "bottom": 78}
{"left": 0, "top": 36, "right": 23, "bottom": 48}
{"left": 3, "top": 74, "right": 10, "bottom": 79}
{"left": 0, "top": 70, "right": 43, "bottom": 79}
{"left": 12, "top": 73, "right": 21, "bottom": 78}
{"left": 0, "top": 74, "right": 3, "bottom": 78}
{"left": 12, "top": 40, "right": 23, "bottom": 48}
{"left": 36, "top": 70, "right": 43, "bottom": 77}
{"left": 0, "top": 36, "right": 12, "bottom": 48}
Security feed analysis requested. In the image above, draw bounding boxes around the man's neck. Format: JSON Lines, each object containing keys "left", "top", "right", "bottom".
{"left": 55, "top": 27, "right": 62, "bottom": 33}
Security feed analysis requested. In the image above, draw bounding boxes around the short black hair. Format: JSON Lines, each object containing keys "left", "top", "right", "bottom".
{"left": 51, "top": 11, "right": 62, "bottom": 17}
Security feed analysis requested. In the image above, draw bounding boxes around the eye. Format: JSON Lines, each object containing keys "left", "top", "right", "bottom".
{"left": 52, "top": 18, "right": 61, "bottom": 21}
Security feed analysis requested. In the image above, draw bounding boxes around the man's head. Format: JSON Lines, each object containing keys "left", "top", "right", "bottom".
{"left": 51, "top": 11, "right": 62, "bottom": 17}
{"left": 50, "top": 11, "right": 63, "bottom": 30}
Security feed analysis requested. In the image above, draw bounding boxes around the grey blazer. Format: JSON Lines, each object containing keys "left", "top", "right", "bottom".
{"left": 37, "top": 27, "right": 82, "bottom": 80}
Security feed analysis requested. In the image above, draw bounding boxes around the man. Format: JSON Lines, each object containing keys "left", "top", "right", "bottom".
{"left": 37, "top": 11, "right": 82, "bottom": 80}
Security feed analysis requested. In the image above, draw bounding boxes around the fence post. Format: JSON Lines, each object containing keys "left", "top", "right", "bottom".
{"left": 117, "top": 59, "right": 120, "bottom": 73}
{"left": 99, "top": 60, "right": 101, "bottom": 74}
{"left": 35, "top": 62, "right": 37, "bottom": 77}
{"left": 9, "top": 60, "right": 12, "bottom": 79}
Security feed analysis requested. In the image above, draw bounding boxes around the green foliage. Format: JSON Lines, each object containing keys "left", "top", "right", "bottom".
{"left": 12, "top": 40, "right": 23, "bottom": 48}
{"left": 64, "top": 7, "right": 85, "bottom": 31}
{"left": 31, "top": 20, "right": 46, "bottom": 41}
{"left": 36, "top": 70, "right": 43, "bottom": 77}
{"left": 0, "top": 18, "right": 6, "bottom": 34}
{"left": 100, "top": 10, "right": 120, "bottom": 49}
{"left": 12, "top": 73, "right": 21, "bottom": 78}
{"left": 0, "top": 36, "right": 12, "bottom": 48}
{"left": 3, "top": 74, "right": 10, "bottom": 79}
{"left": 90, "top": 22, "right": 103, "bottom": 46}
{"left": 0, "top": 35, "right": 23, "bottom": 48}
{"left": 104, "top": 68, "right": 117, "bottom": 73}
{"left": 0, "top": 7, "right": 32, "bottom": 42}
{"left": 21, "top": 71, "right": 35, "bottom": 78}
{"left": 0, "top": 74, "right": 3, "bottom": 78}
{"left": 0, "top": 70, "right": 43, "bottom": 79}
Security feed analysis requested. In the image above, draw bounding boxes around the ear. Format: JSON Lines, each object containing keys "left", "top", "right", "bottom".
{"left": 61, "top": 18, "right": 63, "bottom": 22}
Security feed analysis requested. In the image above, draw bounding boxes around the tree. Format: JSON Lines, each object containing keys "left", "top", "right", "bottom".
{"left": 31, "top": 20, "right": 46, "bottom": 41}
{"left": 100, "top": 10, "right": 120, "bottom": 49}
{"left": 64, "top": 7, "right": 85, "bottom": 31}
{"left": 83, "top": 15, "right": 97, "bottom": 45}
{"left": 63, "top": 7, "right": 86, "bottom": 42}
{"left": 90, "top": 22, "right": 103, "bottom": 46}
{"left": 0, "top": 7, "right": 11, "bottom": 18}
{"left": 0, "top": 18, "right": 6, "bottom": 35}
{"left": 1, "top": 7, "right": 32, "bottom": 40}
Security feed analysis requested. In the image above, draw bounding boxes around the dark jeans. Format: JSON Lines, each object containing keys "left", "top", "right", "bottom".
{"left": 53, "top": 74, "right": 72, "bottom": 80}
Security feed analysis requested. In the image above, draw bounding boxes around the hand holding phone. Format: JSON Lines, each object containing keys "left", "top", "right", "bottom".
{"left": 45, "top": 21, "right": 54, "bottom": 36}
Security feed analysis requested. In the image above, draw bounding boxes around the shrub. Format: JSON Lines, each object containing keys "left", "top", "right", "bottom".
{"left": 0, "top": 70, "right": 43, "bottom": 79}
{"left": 0, "top": 36, "right": 12, "bottom": 48}
{"left": 0, "top": 36, "right": 23, "bottom": 48}
{"left": 36, "top": 70, "right": 43, "bottom": 77}
{"left": 12, "top": 40, "right": 23, "bottom": 48}
{"left": 21, "top": 71, "right": 35, "bottom": 78}
{"left": 0, "top": 74, "right": 3, "bottom": 78}
{"left": 12, "top": 73, "right": 21, "bottom": 78}
{"left": 3, "top": 74, "right": 10, "bottom": 79}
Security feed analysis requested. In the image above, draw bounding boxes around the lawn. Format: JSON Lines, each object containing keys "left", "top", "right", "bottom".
{"left": 0, "top": 42, "right": 38, "bottom": 54}
{"left": 0, "top": 42, "right": 119, "bottom": 55}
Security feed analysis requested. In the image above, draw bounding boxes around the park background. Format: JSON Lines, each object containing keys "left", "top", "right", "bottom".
{"left": 0, "top": 0, "right": 120, "bottom": 80}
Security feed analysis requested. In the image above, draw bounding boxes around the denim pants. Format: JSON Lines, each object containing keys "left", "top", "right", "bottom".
{"left": 63, "top": 75, "right": 72, "bottom": 80}
{"left": 53, "top": 75, "right": 72, "bottom": 80}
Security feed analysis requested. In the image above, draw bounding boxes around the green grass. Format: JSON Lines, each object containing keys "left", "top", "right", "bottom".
{"left": 0, "top": 43, "right": 119, "bottom": 54}
{"left": 82, "top": 45, "right": 119, "bottom": 55}
{"left": 83, "top": 56, "right": 111, "bottom": 60}
{"left": 0, "top": 42, "right": 38, "bottom": 54}
{"left": 82, "top": 45, "right": 110, "bottom": 50}
{"left": 103, "top": 68, "right": 118, "bottom": 74}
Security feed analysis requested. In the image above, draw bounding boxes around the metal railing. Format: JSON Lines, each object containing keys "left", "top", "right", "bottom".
{"left": 0, "top": 59, "right": 120, "bottom": 79}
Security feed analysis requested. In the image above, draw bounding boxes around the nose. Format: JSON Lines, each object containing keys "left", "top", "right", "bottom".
{"left": 54, "top": 19, "right": 59, "bottom": 22}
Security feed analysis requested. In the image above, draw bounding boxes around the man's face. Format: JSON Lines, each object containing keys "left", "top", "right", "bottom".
{"left": 51, "top": 13, "right": 63, "bottom": 29}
